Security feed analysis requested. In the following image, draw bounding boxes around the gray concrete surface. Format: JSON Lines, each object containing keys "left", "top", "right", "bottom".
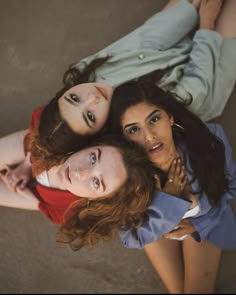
{"left": 0, "top": 0, "right": 235, "bottom": 293}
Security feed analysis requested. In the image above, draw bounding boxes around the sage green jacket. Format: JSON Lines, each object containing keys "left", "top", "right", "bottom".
{"left": 74, "top": 0, "right": 236, "bottom": 121}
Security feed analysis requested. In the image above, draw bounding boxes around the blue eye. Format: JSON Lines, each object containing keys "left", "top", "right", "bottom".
{"left": 93, "top": 177, "right": 100, "bottom": 189}
{"left": 149, "top": 114, "right": 160, "bottom": 124}
{"left": 90, "top": 152, "right": 97, "bottom": 165}
{"left": 126, "top": 126, "right": 140, "bottom": 135}
{"left": 70, "top": 93, "right": 80, "bottom": 102}
{"left": 87, "top": 111, "right": 96, "bottom": 123}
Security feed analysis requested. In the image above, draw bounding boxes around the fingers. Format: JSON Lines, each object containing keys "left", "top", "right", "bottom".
{"left": 164, "top": 219, "right": 196, "bottom": 239}
{"left": 0, "top": 164, "right": 11, "bottom": 176}
{"left": 0, "top": 169, "right": 23, "bottom": 192}
{"left": 168, "top": 157, "right": 187, "bottom": 188}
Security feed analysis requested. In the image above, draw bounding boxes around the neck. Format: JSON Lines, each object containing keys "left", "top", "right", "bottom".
{"left": 155, "top": 145, "right": 179, "bottom": 172}
{"left": 47, "top": 166, "right": 61, "bottom": 189}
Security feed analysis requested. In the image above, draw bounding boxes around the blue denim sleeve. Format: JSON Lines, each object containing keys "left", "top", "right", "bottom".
{"left": 119, "top": 191, "right": 191, "bottom": 249}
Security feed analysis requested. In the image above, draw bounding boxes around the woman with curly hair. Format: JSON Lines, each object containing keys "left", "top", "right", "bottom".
{"left": 0, "top": 133, "right": 160, "bottom": 250}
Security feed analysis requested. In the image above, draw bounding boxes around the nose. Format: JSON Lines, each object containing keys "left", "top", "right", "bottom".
{"left": 88, "top": 92, "right": 100, "bottom": 104}
{"left": 73, "top": 167, "right": 90, "bottom": 180}
{"left": 144, "top": 127, "right": 157, "bottom": 143}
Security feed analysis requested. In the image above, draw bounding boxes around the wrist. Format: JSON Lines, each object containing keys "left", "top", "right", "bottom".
{"left": 200, "top": 22, "right": 215, "bottom": 30}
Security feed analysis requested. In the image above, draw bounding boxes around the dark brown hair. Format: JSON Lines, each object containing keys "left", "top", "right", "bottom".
{"left": 38, "top": 57, "right": 110, "bottom": 155}
{"left": 108, "top": 80, "right": 229, "bottom": 205}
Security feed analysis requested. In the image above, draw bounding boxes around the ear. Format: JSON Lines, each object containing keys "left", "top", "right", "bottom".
{"left": 170, "top": 115, "right": 174, "bottom": 126}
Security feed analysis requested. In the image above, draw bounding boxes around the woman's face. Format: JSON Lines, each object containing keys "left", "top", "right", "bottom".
{"left": 58, "top": 83, "right": 113, "bottom": 134}
{"left": 121, "top": 102, "right": 175, "bottom": 167}
{"left": 56, "top": 145, "right": 127, "bottom": 199}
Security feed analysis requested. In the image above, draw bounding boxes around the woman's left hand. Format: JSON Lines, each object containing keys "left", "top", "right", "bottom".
{"left": 163, "top": 219, "right": 196, "bottom": 239}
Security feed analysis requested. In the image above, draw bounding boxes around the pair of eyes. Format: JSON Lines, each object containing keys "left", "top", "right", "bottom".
{"left": 70, "top": 93, "right": 96, "bottom": 123}
{"left": 125, "top": 113, "right": 161, "bottom": 135}
{"left": 90, "top": 152, "right": 100, "bottom": 190}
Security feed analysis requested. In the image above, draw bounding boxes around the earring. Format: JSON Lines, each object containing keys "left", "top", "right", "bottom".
{"left": 174, "top": 123, "right": 184, "bottom": 130}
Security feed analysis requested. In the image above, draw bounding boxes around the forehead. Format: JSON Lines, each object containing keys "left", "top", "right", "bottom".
{"left": 101, "top": 146, "right": 127, "bottom": 193}
{"left": 122, "top": 102, "right": 164, "bottom": 119}
{"left": 65, "top": 83, "right": 94, "bottom": 93}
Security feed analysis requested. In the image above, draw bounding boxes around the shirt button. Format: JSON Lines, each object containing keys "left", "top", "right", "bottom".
{"left": 138, "top": 53, "right": 145, "bottom": 60}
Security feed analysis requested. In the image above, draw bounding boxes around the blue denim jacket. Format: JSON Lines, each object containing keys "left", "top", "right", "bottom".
{"left": 119, "top": 124, "right": 236, "bottom": 250}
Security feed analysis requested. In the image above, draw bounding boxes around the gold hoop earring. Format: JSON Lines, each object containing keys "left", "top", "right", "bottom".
{"left": 174, "top": 123, "right": 184, "bottom": 130}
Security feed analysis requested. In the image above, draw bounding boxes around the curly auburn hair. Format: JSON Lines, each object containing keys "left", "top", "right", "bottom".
{"left": 56, "top": 135, "right": 163, "bottom": 251}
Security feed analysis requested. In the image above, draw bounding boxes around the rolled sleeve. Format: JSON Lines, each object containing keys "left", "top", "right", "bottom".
{"left": 119, "top": 191, "right": 191, "bottom": 249}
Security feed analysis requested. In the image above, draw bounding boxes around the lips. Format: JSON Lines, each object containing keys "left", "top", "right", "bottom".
{"left": 147, "top": 143, "right": 163, "bottom": 154}
{"left": 96, "top": 86, "right": 107, "bottom": 101}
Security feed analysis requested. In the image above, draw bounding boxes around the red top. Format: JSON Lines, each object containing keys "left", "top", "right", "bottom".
{"left": 31, "top": 183, "right": 82, "bottom": 224}
{"left": 26, "top": 106, "right": 84, "bottom": 224}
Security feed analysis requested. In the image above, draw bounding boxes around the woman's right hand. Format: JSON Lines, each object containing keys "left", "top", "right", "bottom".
{"left": 0, "top": 161, "right": 32, "bottom": 192}
{"left": 162, "top": 157, "right": 187, "bottom": 197}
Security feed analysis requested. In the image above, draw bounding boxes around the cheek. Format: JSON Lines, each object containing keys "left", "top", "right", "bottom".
{"left": 125, "top": 133, "right": 145, "bottom": 147}
{"left": 97, "top": 105, "right": 109, "bottom": 125}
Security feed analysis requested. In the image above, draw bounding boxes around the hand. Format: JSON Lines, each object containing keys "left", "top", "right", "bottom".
{"left": 199, "top": 0, "right": 223, "bottom": 30}
{"left": 162, "top": 157, "right": 187, "bottom": 197}
{"left": 0, "top": 161, "right": 32, "bottom": 192}
{"left": 163, "top": 219, "right": 196, "bottom": 239}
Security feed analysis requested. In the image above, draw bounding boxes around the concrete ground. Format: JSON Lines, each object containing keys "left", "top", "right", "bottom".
{"left": 0, "top": 0, "right": 235, "bottom": 293}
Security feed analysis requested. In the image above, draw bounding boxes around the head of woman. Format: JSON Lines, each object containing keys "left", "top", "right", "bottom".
{"left": 38, "top": 57, "right": 113, "bottom": 155}
{"left": 56, "top": 134, "right": 160, "bottom": 251}
{"left": 108, "top": 80, "right": 228, "bottom": 205}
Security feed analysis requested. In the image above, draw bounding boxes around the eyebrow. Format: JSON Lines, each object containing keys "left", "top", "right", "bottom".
{"left": 124, "top": 109, "right": 160, "bottom": 128}
{"left": 63, "top": 95, "right": 74, "bottom": 105}
{"left": 146, "top": 110, "right": 160, "bottom": 120}
{"left": 82, "top": 112, "right": 92, "bottom": 129}
{"left": 97, "top": 148, "right": 106, "bottom": 192}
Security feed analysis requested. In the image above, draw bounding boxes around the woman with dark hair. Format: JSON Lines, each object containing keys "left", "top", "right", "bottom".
{"left": 0, "top": 132, "right": 160, "bottom": 250}
{"left": 108, "top": 80, "right": 236, "bottom": 293}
